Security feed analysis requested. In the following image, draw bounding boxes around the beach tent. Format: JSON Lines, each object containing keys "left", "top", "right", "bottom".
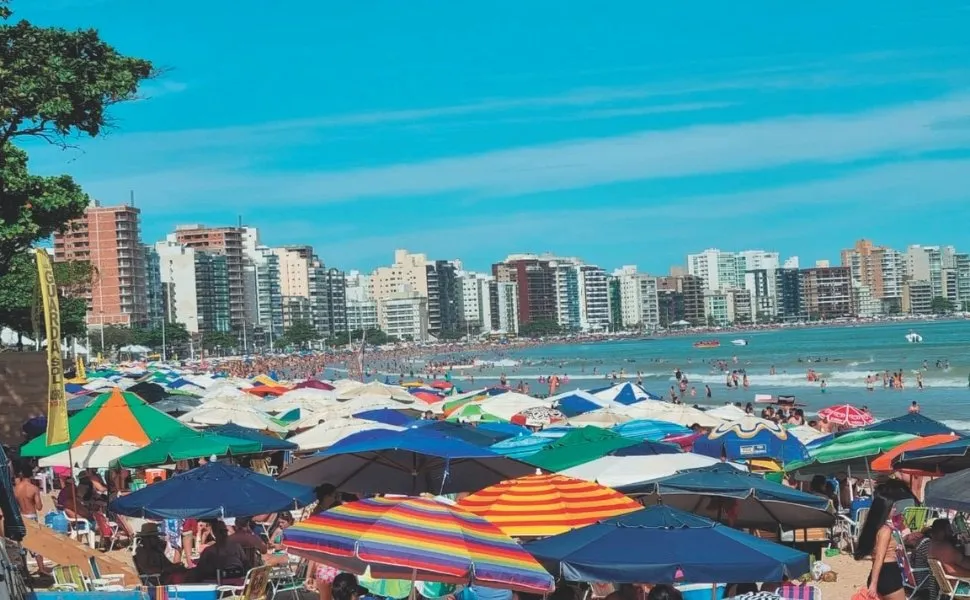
{"left": 589, "top": 382, "right": 661, "bottom": 405}
{"left": 694, "top": 416, "right": 809, "bottom": 464}
{"left": 524, "top": 504, "right": 810, "bottom": 584}
{"left": 21, "top": 388, "right": 190, "bottom": 458}
{"left": 279, "top": 427, "right": 534, "bottom": 494}
{"left": 111, "top": 462, "right": 315, "bottom": 519}
{"left": 525, "top": 427, "right": 637, "bottom": 472}
{"left": 619, "top": 463, "right": 836, "bottom": 529}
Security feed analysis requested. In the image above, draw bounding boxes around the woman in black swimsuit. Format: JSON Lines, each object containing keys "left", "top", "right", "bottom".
{"left": 854, "top": 486, "right": 908, "bottom": 600}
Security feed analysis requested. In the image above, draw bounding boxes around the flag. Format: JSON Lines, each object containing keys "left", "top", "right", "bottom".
{"left": 35, "top": 250, "right": 69, "bottom": 446}
{"left": 356, "top": 330, "right": 366, "bottom": 381}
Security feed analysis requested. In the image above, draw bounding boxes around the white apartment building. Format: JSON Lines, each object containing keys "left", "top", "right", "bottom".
{"left": 155, "top": 238, "right": 200, "bottom": 333}
{"left": 489, "top": 281, "right": 519, "bottom": 335}
{"left": 457, "top": 271, "right": 494, "bottom": 332}
{"left": 579, "top": 265, "right": 611, "bottom": 332}
{"left": 347, "top": 299, "right": 379, "bottom": 331}
{"left": 380, "top": 290, "right": 429, "bottom": 341}
{"left": 611, "top": 266, "right": 659, "bottom": 330}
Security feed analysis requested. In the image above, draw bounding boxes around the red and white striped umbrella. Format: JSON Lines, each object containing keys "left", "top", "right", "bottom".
{"left": 817, "top": 404, "right": 874, "bottom": 427}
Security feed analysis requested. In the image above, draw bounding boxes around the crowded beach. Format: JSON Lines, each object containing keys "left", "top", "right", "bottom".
{"left": 3, "top": 357, "right": 970, "bottom": 600}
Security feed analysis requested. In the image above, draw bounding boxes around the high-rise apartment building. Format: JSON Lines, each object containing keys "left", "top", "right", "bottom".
{"left": 800, "top": 266, "right": 854, "bottom": 320}
{"left": 658, "top": 274, "right": 705, "bottom": 324}
{"left": 173, "top": 225, "right": 245, "bottom": 330}
{"left": 610, "top": 266, "right": 659, "bottom": 330}
{"left": 492, "top": 256, "right": 556, "bottom": 327}
{"left": 274, "top": 246, "right": 313, "bottom": 298}
{"left": 579, "top": 265, "right": 611, "bottom": 332}
{"left": 194, "top": 251, "right": 231, "bottom": 333}
{"left": 309, "top": 259, "right": 348, "bottom": 338}
{"left": 840, "top": 239, "right": 905, "bottom": 313}
{"left": 427, "top": 260, "right": 461, "bottom": 337}
{"left": 144, "top": 245, "right": 164, "bottom": 327}
{"left": 488, "top": 281, "right": 519, "bottom": 335}
{"left": 155, "top": 239, "right": 199, "bottom": 332}
{"left": 54, "top": 202, "right": 149, "bottom": 327}
{"left": 688, "top": 248, "right": 780, "bottom": 292}
{"left": 380, "top": 291, "right": 428, "bottom": 341}
{"left": 775, "top": 268, "right": 803, "bottom": 320}
{"left": 457, "top": 272, "right": 493, "bottom": 333}
{"left": 346, "top": 271, "right": 378, "bottom": 333}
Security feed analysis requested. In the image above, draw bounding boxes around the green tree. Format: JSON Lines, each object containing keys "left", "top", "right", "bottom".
{"left": 278, "top": 319, "right": 318, "bottom": 349}
{"left": 0, "top": 251, "right": 92, "bottom": 341}
{"left": 0, "top": 2, "right": 155, "bottom": 275}
{"left": 132, "top": 321, "right": 191, "bottom": 349}
{"left": 930, "top": 296, "right": 955, "bottom": 315}
{"left": 517, "top": 319, "right": 562, "bottom": 338}
{"left": 201, "top": 331, "right": 238, "bottom": 354}
{"left": 88, "top": 324, "right": 135, "bottom": 354}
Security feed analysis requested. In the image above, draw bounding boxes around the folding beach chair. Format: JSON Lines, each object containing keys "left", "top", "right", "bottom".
{"left": 893, "top": 531, "right": 932, "bottom": 600}
{"left": 87, "top": 556, "right": 128, "bottom": 590}
{"left": 929, "top": 558, "right": 970, "bottom": 600}
{"left": 270, "top": 559, "right": 309, "bottom": 597}
{"left": 218, "top": 565, "right": 272, "bottom": 600}
{"left": 904, "top": 507, "right": 931, "bottom": 532}
{"left": 51, "top": 565, "right": 90, "bottom": 592}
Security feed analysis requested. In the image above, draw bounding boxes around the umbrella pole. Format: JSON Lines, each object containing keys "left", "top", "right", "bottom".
{"left": 409, "top": 568, "right": 417, "bottom": 600}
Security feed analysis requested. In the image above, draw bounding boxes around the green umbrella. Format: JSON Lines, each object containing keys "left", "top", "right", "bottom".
{"left": 445, "top": 403, "right": 506, "bottom": 423}
{"left": 111, "top": 430, "right": 263, "bottom": 468}
{"left": 21, "top": 388, "right": 191, "bottom": 458}
{"left": 525, "top": 426, "right": 637, "bottom": 472}
{"left": 786, "top": 430, "right": 915, "bottom": 474}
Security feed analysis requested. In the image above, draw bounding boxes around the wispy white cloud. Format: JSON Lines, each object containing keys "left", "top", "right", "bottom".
{"left": 138, "top": 80, "right": 189, "bottom": 99}
{"left": 82, "top": 94, "right": 970, "bottom": 210}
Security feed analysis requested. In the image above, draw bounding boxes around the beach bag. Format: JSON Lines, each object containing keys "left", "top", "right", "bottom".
{"left": 851, "top": 588, "right": 876, "bottom": 600}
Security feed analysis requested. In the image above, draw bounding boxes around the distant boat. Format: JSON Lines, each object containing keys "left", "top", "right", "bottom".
{"left": 693, "top": 340, "right": 721, "bottom": 349}
{"left": 905, "top": 331, "right": 923, "bottom": 343}
{"left": 731, "top": 339, "right": 749, "bottom": 346}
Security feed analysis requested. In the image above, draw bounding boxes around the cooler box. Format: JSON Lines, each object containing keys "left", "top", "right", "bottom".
{"left": 677, "top": 583, "right": 726, "bottom": 600}
{"left": 161, "top": 585, "right": 219, "bottom": 600}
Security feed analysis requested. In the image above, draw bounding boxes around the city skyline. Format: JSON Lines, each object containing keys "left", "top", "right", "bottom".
{"left": 16, "top": 1, "right": 970, "bottom": 273}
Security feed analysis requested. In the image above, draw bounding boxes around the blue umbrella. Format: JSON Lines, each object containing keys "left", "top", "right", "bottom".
{"left": 355, "top": 408, "right": 415, "bottom": 427}
{"left": 894, "top": 437, "right": 970, "bottom": 474}
{"left": 924, "top": 469, "right": 970, "bottom": 512}
{"left": 618, "top": 463, "right": 835, "bottom": 529}
{"left": 609, "top": 440, "right": 683, "bottom": 457}
{"left": 207, "top": 423, "right": 297, "bottom": 451}
{"left": 476, "top": 422, "right": 531, "bottom": 439}
{"left": 589, "top": 382, "right": 662, "bottom": 404}
{"left": 524, "top": 504, "right": 810, "bottom": 584}
{"left": 110, "top": 462, "right": 315, "bottom": 520}
{"left": 489, "top": 427, "right": 573, "bottom": 459}
{"left": 278, "top": 427, "right": 534, "bottom": 494}
{"left": 554, "top": 391, "right": 614, "bottom": 417}
{"left": 693, "top": 418, "right": 809, "bottom": 464}
{"left": 612, "top": 419, "right": 691, "bottom": 442}
{"left": 857, "top": 413, "right": 956, "bottom": 437}
{"left": 412, "top": 420, "right": 513, "bottom": 447}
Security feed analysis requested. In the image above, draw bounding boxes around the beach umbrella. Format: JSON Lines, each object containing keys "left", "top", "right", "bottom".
{"left": 414, "top": 421, "right": 517, "bottom": 447}
{"left": 475, "top": 422, "right": 531, "bottom": 438}
{"left": 111, "top": 430, "right": 263, "bottom": 468}
{"left": 283, "top": 496, "right": 554, "bottom": 593}
{"left": 786, "top": 430, "right": 915, "bottom": 474}
{"left": 278, "top": 428, "right": 535, "bottom": 494}
{"left": 705, "top": 404, "right": 749, "bottom": 421}
{"left": 38, "top": 436, "right": 141, "bottom": 469}
{"left": 787, "top": 425, "right": 828, "bottom": 445}
{"left": 458, "top": 473, "right": 640, "bottom": 537}
{"left": 338, "top": 381, "right": 414, "bottom": 402}
{"left": 207, "top": 423, "right": 298, "bottom": 451}
{"left": 510, "top": 406, "right": 566, "bottom": 428}
{"left": 871, "top": 434, "right": 961, "bottom": 472}
{"left": 856, "top": 413, "right": 956, "bottom": 437}
{"left": 609, "top": 439, "right": 683, "bottom": 457}
{"left": 524, "top": 504, "right": 810, "bottom": 584}
{"left": 893, "top": 436, "right": 970, "bottom": 474}
{"left": 262, "top": 388, "right": 336, "bottom": 414}
{"left": 567, "top": 408, "right": 632, "bottom": 428}
{"left": 694, "top": 417, "right": 809, "bottom": 464}
{"left": 612, "top": 419, "right": 692, "bottom": 442}
{"left": 20, "top": 387, "right": 191, "bottom": 458}
{"left": 525, "top": 427, "right": 637, "bottom": 472}
{"left": 151, "top": 396, "right": 203, "bottom": 415}
{"left": 412, "top": 390, "right": 445, "bottom": 404}
{"left": 551, "top": 391, "right": 625, "bottom": 418}
{"left": 619, "top": 463, "right": 835, "bottom": 529}
{"left": 474, "top": 392, "right": 553, "bottom": 422}
{"left": 589, "top": 382, "right": 661, "bottom": 404}
{"left": 110, "top": 461, "right": 315, "bottom": 519}
{"left": 294, "top": 379, "right": 336, "bottom": 391}
{"left": 923, "top": 470, "right": 970, "bottom": 512}
{"left": 817, "top": 404, "right": 874, "bottom": 428}
{"left": 289, "top": 418, "right": 404, "bottom": 451}
{"left": 179, "top": 404, "right": 288, "bottom": 433}
{"left": 621, "top": 403, "right": 724, "bottom": 428}
{"left": 355, "top": 408, "right": 415, "bottom": 427}
{"left": 488, "top": 428, "right": 572, "bottom": 460}
{"left": 445, "top": 403, "right": 506, "bottom": 423}
{"left": 561, "top": 452, "right": 731, "bottom": 488}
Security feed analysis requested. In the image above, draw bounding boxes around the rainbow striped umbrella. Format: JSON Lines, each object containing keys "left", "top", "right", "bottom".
{"left": 283, "top": 496, "right": 554, "bottom": 593}
{"left": 458, "top": 473, "right": 642, "bottom": 537}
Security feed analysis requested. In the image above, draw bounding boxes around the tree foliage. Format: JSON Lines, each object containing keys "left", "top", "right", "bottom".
{"left": 132, "top": 322, "right": 191, "bottom": 349}
{"left": 277, "top": 319, "right": 318, "bottom": 349}
{"left": 0, "top": 2, "right": 155, "bottom": 275}
{"left": 930, "top": 296, "right": 955, "bottom": 315}
{"left": 0, "top": 251, "right": 92, "bottom": 341}
{"left": 333, "top": 328, "right": 398, "bottom": 347}
{"left": 201, "top": 331, "right": 238, "bottom": 353}
{"left": 517, "top": 319, "right": 562, "bottom": 338}
{"left": 88, "top": 324, "right": 135, "bottom": 354}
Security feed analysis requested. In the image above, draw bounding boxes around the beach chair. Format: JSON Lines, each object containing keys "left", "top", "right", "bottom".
{"left": 893, "top": 531, "right": 932, "bottom": 600}
{"left": 269, "top": 559, "right": 309, "bottom": 597}
{"left": 93, "top": 510, "right": 130, "bottom": 551}
{"left": 928, "top": 558, "right": 970, "bottom": 600}
{"left": 65, "top": 515, "right": 96, "bottom": 548}
{"left": 777, "top": 583, "right": 822, "bottom": 600}
{"left": 904, "top": 507, "right": 931, "bottom": 532}
{"left": 953, "top": 514, "right": 970, "bottom": 544}
{"left": 51, "top": 565, "right": 90, "bottom": 592}
{"left": 87, "top": 556, "right": 128, "bottom": 590}
{"left": 218, "top": 564, "right": 272, "bottom": 600}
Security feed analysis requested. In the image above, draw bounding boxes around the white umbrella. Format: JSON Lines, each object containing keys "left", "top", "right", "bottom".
{"left": 788, "top": 424, "right": 828, "bottom": 445}
{"left": 179, "top": 405, "right": 287, "bottom": 433}
{"left": 621, "top": 402, "right": 724, "bottom": 428}
{"left": 262, "top": 388, "right": 336, "bottom": 414}
{"left": 38, "top": 436, "right": 141, "bottom": 469}
{"left": 705, "top": 404, "right": 749, "bottom": 421}
{"left": 567, "top": 408, "right": 633, "bottom": 428}
{"left": 337, "top": 381, "right": 414, "bottom": 402}
{"left": 288, "top": 418, "right": 404, "bottom": 451}
{"left": 561, "top": 453, "right": 739, "bottom": 488}
{"left": 476, "top": 392, "right": 553, "bottom": 422}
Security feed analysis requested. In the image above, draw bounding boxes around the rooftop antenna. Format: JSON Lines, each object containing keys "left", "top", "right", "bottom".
{"left": 129, "top": 190, "right": 135, "bottom": 207}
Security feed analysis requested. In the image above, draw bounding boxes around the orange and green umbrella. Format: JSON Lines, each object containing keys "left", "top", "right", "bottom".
{"left": 458, "top": 473, "right": 641, "bottom": 537}
{"left": 871, "top": 433, "right": 961, "bottom": 473}
{"left": 21, "top": 388, "right": 191, "bottom": 458}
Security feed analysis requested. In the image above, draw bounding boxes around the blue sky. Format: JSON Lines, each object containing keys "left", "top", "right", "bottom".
{"left": 16, "top": 0, "right": 970, "bottom": 272}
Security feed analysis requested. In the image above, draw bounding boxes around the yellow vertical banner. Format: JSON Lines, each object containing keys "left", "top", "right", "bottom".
{"left": 35, "top": 250, "right": 70, "bottom": 446}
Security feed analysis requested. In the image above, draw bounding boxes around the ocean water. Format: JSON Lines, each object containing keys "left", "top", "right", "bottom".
{"left": 452, "top": 320, "right": 970, "bottom": 426}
